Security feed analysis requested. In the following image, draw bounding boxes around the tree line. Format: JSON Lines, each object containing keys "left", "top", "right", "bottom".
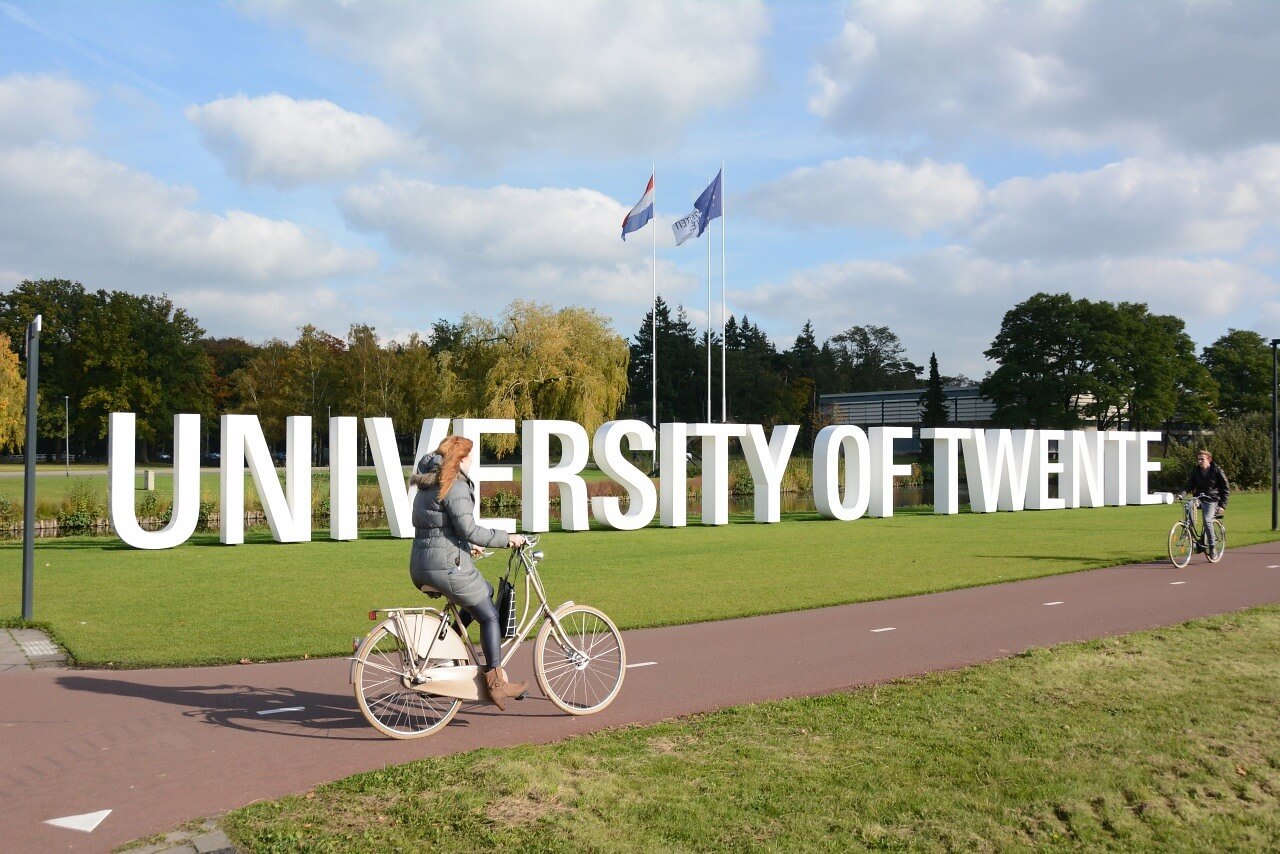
{"left": 0, "top": 279, "right": 1271, "bottom": 463}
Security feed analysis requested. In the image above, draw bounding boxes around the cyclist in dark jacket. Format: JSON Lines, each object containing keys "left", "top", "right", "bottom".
{"left": 1184, "top": 449, "right": 1229, "bottom": 551}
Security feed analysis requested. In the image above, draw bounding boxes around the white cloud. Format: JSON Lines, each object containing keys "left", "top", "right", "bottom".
{"left": 186, "top": 94, "right": 421, "bottom": 187}
{"left": 243, "top": 0, "right": 769, "bottom": 156}
{"left": 811, "top": 0, "right": 1280, "bottom": 153}
{"left": 0, "top": 73, "right": 93, "bottom": 144}
{"left": 971, "top": 147, "right": 1280, "bottom": 260}
{"left": 0, "top": 143, "right": 376, "bottom": 336}
{"left": 340, "top": 176, "right": 693, "bottom": 316}
{"left": 742, "top": 156, "right": 983, "bottom": 236}
{"left": 733, "top": 247, "right": 1278, "bottom": 377}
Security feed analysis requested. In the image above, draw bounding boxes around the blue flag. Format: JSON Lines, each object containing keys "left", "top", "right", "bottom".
{"left": 693, "top": 169, "right": 722, "bottom": 238}
{"left": 672, "top": 169, "right": 723, "bottom": 246}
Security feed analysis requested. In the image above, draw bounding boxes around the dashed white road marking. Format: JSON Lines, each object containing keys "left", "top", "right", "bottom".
{"left": 870, "top": 627, "right": 896, "bottom": 633}
{"left": 1170, "top": 581, "right": 1187, "bottom": 586}
{"left": 1268, "top": 564, "right": 1280, "bottom": 569}
{"left": 625, "top": 661, "right": 657, "bottom": 669}
{"left": 44, "top": 809, "right": 111, "bottom": 833}
{"left": 256, "top": 706, "right": 305, "bottom": 716}
{"left": 1043, "top": 601, "right": 1064, "bottom": 606}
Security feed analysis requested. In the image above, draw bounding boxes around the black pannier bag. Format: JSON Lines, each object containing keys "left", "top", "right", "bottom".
{"left": 495, "top": 576, "right": 518, "bottom": 639}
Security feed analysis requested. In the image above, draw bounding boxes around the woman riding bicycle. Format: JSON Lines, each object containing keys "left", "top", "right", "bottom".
{"left": 1184, "top": 449, "right": 1229, "bottom": 553}
{"left": 409, "top": 435, "right": 528, "bottom": 709}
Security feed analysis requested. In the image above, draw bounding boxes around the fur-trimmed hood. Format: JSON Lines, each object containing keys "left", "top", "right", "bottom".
{"left": 409, "top": 453, "right": 442, "bottom": 489}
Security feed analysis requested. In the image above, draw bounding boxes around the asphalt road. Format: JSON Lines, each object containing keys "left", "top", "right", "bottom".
{"left": 3, "top": 543, "right": 1279, "bottom": 852}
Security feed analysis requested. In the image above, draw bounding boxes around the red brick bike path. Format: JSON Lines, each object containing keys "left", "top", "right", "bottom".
{"left": 3, "top": 543, "right": 1279, "bottom": 852}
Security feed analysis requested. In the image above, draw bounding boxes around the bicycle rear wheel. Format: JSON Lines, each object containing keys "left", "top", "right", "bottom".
{"left": 1206, "top": 520, "right": 1226, "bottom": 563}
{"left": 353, "top": 624, "right": 462, "bottom": 739}
{"left": 1167, "top": 521, "right": 1192, "bottom": 568}
{"left": 534, "top": 605, "right": 626, "bottom": 715}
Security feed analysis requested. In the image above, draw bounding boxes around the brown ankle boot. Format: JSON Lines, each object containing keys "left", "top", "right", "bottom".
{"left": 484, "top": 667, "right": 527, "bottom": 711}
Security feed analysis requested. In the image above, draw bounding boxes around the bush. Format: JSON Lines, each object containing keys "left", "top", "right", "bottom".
{"left": 1207, "top": 412, "right": 1270, "bottom": 490}
{"left": 57, "top": 480, "right": 104, "bottom": 532}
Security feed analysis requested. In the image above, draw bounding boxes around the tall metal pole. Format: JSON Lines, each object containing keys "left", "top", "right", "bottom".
{"left": 1272, "top": 338, "right": 1278, "bottom": 531}
{"left": 705, "top": 189, "right": 712, "bottom": 423}
{"left": 22, "top": 315, "right": 41, "bottom": 621}
{"left": 720, "top": 161, "right": 727, "bottom": 423}
{"left": 63, "top": 395, "right": 69, "bottom": 477}
{"left": 651, "top": 165, "right": 657, "bottom": 430}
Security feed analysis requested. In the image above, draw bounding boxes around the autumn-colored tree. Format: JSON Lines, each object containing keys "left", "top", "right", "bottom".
{"left": 0, "top": 334, "right": 24, "bottom": 451}
{"left": 463, "top": 301, "right": 629, "bottom": 455}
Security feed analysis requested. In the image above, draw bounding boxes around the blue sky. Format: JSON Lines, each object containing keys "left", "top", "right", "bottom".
{"left": 2, "top": 0, "right": 1279, "bottom": 378}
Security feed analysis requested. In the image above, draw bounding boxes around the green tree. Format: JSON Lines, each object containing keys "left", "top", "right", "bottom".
{"left": 231, "top": 340, "right": 298, "bottom": 445}
{"left": 828, "top": 324, "right": 921, "bottom": 392}
{"left": 466, "top": 301, "right": 629, "bottom": 455}
{"left": 920, "top": 352, "right": 948, "bottom": 427}
{"left": 1202, "top": 329, "right": 1272, "bottom": 418}
{"left": 200, "top": 337, "right": 259, "bottom": 415}
{"left": 981, "top": 293, "right": 1096, "bottom": 428}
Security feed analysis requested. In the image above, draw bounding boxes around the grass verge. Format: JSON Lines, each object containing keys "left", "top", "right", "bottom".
{"left": 220, "top": 606, "right": 1280, "bottom": 852}
{"left": 2, "top": 492, "right": 1277, "bottom": 667}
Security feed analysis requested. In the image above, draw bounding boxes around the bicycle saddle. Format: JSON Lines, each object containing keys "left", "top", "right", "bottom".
{"left": 419, "top": 584, "right": 444, "bottom": 599}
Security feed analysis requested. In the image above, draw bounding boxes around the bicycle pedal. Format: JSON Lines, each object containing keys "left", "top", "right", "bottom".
{"left": 515, "top": 691, "right": 528, "bottom": 701}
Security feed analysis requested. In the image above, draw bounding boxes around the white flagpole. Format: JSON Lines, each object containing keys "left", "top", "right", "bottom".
{"left": 651, "top": 165, "right": 657, "bottom": 430}
{"left": 720, "top": 161, "right": 727, "bottom": 423}
{"left": 706, "top": 182, "right": 712, "bottom": 424}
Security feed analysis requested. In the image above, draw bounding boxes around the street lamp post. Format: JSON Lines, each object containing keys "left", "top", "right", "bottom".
{"left": 1272, "top": 339, "right": 1278, "bottom": 531}
{"left": 22, "top": 315, "right": 41, "bottom": 621}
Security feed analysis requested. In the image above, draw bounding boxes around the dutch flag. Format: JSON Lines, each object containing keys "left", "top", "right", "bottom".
{"left": 621, "top": 174, "right": 655, "bottom": 240}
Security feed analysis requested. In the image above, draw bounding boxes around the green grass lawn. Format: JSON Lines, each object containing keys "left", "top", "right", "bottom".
{"left": 217, "top": 606, "right": 1280, "bottom": 852}
{"left": 3, "top": 492, "right": 1278, "bottom": 668}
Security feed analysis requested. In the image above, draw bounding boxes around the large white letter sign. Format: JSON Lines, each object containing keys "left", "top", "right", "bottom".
{"left": 591, "top": 420, "right": 657, "bottom": 531}
{"left": 364, "top": 417, "right": 450, "bottom": 538}
{"left": 1062, "top": 430, "right": 1105, "bottom": 509}
{"left": 659, "top": 422, "right": 689, "bottom": 527}
{"left": 813, "top": 425, "right": 871, "bottom": 521}
{"left": 1132, "top": 430, "right": 1171, "bottom": 505}
{"left": 522, "top": 420, "right": 590, "bottom": 533}
{"left": 1104, "top": 430, "right": 1137, "bottom": 506}
{"left": 962, "top": 429, "right": 1035, "bottom": 513}
{"left": 741, "top": 424, "right": 799, "bottom": 523}
{"left": 920, "top": 428, "right": 971, "bottom": 515}
{"left": 108, "top": 413, "right": 201, "bottom": 550}
{"left": 454, "top": 418, "right": 517, "bottom": 533}
{"left": 1027, "top": 430, "right": 1066, "bottom": 510}
{"left": 329, "top": 417, "right": 358, "bottom": 541}
{"left": 869, "top": 426, "right": 913, "bottom": 518}
{"left": 220, "top": 415, "right": 312, "bottom": 545}
{"left": 690, "top": 423, "right": 748, "bottom": 526}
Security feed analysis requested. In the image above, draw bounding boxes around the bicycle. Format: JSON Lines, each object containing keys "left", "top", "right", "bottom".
{"left": 350, "top": 534, "right": 626, "bottom": 739}
{"left": 1167, "top": 493, "right": 1226, "bottom": 568}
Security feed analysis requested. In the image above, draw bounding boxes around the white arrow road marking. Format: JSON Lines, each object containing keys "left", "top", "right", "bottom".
{"left": 870, "top": 627, "right": 896, "bottom": 633}
{"left": 1170, "top": 581, "right": 1187, "bottom": 586}
{"left": 625, "top": 661, "right": 657, "bottom": 669}
{"left": 44, "top": 809, "right": 111, "bottom": 833}
{"left": 257, "top": 706, "right": 305, "bottom": 716}
{"left": 1043, "top": 601, "right": 1064, "bottom": 606}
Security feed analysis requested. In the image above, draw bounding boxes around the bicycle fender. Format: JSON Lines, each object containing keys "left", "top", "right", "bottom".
{"left": 387, "top": 614, "right": 469, "bottom": 661}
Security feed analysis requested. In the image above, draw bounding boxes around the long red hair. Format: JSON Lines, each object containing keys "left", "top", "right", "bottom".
{"left": 435, "top": 435, "right": 473, "bottom": 501}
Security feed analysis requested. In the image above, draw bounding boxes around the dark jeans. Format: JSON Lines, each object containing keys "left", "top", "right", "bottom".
{"left": 458, "top": 580, "right": 501, "bottom": 670}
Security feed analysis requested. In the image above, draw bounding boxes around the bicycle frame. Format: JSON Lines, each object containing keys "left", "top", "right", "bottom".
{"left": 353, "top": 537, "right": 584, "bottom": 702}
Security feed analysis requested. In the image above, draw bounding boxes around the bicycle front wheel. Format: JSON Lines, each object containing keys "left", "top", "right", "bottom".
{"left": 1206, "top": 520, "right": 1227, "bottom": 564}
{"left": 353, "top": 624, "right": 462, "bottom": 739}
{"left": 534, "top": 605, "right": 626, "bottom": 715}
{"left": 1168, "top": 521, "right": 1192, "bottom": 568}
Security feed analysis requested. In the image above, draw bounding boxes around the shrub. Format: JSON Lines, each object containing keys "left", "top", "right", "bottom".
{"left": 58, "top": 480, "right": 105, "bottom": 532}
{"left": 1208, "top": 412, "right": 1270, "bottom": 490}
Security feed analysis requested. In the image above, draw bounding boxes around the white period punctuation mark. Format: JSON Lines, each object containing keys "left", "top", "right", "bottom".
{"left": 870, "top": 627, "right": 896, "bottom": 633}
{"left": 625, "top": 661, "right": 657, "bottom": 669}
{"left": 256, "top": 706, "right": 305, "bottom": 716}
{"left": 44, "top": 809, "right": 112, "bottom": 833}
